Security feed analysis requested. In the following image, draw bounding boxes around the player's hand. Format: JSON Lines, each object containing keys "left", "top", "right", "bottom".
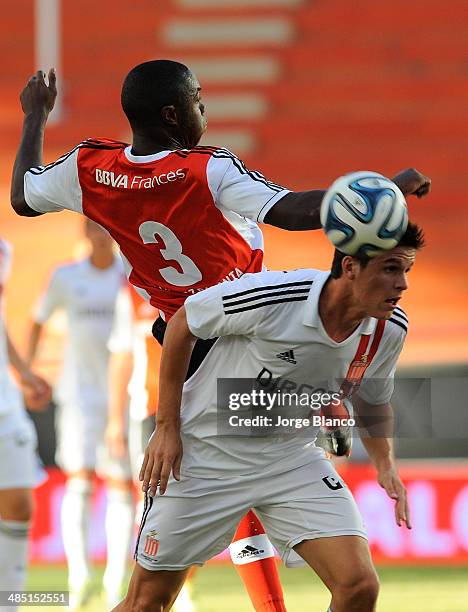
{"left": 106, "top": 421, "right": 128, "bottom": 458}
{"left": 377, "top": 465, "right": 411, "bottom": 529}
{"left": 140, "top": 421, "right": 182, "bottom": 496}
{"left": 20, "top": 370, "right": 52, "bottom": 412}
{"left": 392, "top": 168, "right": 431, "bottom": 198}
{"left": 20, "top": 68, "right": 57, "bottom": 118}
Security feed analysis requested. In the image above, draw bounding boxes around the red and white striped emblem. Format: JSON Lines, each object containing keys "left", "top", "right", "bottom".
{"left": 340, "top": 320, "right": 386, "bottom": 399}
{"left": 144, "top": 532, "right": 159, "bottom": 557}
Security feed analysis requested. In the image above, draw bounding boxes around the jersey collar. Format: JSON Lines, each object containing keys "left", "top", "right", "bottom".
{"left": 302, "top": 270, "right": 376, "bottom": 336}
{"left": 124, "top": 146, "right": 172, "bottom": 164}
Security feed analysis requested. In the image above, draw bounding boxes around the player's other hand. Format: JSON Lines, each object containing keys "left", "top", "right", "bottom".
{"left": 392, "top": 168, "right": 431, "bottom": 198}
{"left": 20, "top": 370, "right": 52, "bottom": 411}
{"left": 106, "top": 421, "right": 128, "bottom": 459}
{"left": 140, "top": 420, "right": 182, "bottom": 496}
{"left": 377, "top": 465, "right": 411, "bottom": 529}
{"left": 20, "top": 68, "right": 57, "bottom": 118}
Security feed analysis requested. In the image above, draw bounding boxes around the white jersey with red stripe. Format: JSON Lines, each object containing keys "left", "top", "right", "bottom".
{"left": 24, "top": 139, "right": 290, "bottom": 319}
{"left": 179, "top": 268, "right": 407, "bottom": 478}
{"left": 108, "top": 284, "right": 161, "bottom": 420}
{"left": 0, "top": 240, "right": 28, "bottom": 426}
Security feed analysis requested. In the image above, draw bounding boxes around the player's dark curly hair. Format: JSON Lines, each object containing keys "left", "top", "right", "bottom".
{"left": 121, "top": 60, "right": 192, "bottom": 129}
{"left": 330, "top": 221, "right": 425, "bottom": 278}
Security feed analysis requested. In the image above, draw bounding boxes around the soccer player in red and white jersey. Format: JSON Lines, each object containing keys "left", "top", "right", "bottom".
{"left": 11, "top": 61, "right": 430, "bottom": 612}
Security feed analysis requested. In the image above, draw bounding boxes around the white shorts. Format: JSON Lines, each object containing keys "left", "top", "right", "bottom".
{"left": 55, "top": 402, "right": 132, "bottom": 480}
{"left": 0, "top": 417, "right": 45, "bottom": 490}
{"left": 135, "top": 454, "right": 367, "bottom": 570}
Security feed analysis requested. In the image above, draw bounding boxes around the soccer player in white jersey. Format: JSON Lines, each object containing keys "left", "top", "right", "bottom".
{"left": 26, "top": 220, "right": 133, "bottom": 610}
{"left": 0, "top": 238, "right": 51, "bottom": 612}
{"left": 114, "top": 223, "right": 424, "bottom": 612}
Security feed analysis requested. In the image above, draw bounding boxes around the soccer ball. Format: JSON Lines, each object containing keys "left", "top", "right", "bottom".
{"left": 320, "top": 171, "right": 408, "bottom": 257}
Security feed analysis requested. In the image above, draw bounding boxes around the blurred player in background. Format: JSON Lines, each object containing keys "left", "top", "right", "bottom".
{"left": 0, "top": 238, "right": 51, "bottom": 612}
{"left": 26, "top": 220, "right": 133, "bottom": 610}
{"left": 107, "top": 285, "right": 197, "bottom": 612}
{"left": 12, "top": 61, "right": 430, "bottom": 612}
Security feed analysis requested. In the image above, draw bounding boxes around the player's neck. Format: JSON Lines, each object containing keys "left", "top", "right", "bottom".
{"left": 131, "top": 132, "right": 186, "bottom": 155}
{"left": 89, "top": 251, "right": 114, "bottom": 270}
{"left": 319, "top": 279, "right": 366, "bottom": 342}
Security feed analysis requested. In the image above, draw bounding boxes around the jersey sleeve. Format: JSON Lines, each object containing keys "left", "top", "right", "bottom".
{"left": 357, "top": 323, "right": 406, "bottom": 405}
{"left": 108, "top": 286, "right": 134, "bottom": 353}
{"left": 185, "top": 271, "right": 281, "bottom": 339}
{"left": 33, "top": 269, "right": 66, "bottom": 323}
{"left": 206, "top": 149, "right": 290, "bottom": 222}
{"left": 24, "top": 146, "right": 83, "bottom": 214}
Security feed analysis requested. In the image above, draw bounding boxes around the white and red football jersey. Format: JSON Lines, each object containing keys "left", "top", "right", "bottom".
{"left": 24, "top": 140, "right": 290, "bottom": 319}
{"left": 108, "top": 284, "right": 161, "bottom": 420}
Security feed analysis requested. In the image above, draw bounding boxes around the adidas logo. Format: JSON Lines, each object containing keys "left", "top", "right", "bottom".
{"left": 276, "top": 349, "right": 297, "bottom": 364}
{"left": 237, "top": 545, "right": 264, "bottom": 559}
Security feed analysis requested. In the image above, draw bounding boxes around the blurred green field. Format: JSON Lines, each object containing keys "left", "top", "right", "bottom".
{"left": 21, "top": 563, "right": 468, "bottom": 611}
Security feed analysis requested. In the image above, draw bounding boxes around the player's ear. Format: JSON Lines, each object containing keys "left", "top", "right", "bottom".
{"left": 342, "top": 256, "right": 357, "bottom": 280}
{"left": 161, "top": 105, "right": 178, "bottom": 126}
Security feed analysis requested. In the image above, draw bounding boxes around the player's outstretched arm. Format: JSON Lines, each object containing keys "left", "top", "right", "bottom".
{"left": 263, "top": 190, "right": 325, "bottom": 230}
{"left": 392, "top": 168, "right": 431, "bottom": 198}
{"left": 11, "top": 69, "right": 57, "bottom": 216}
{"left": 140, "top": 306, "right": 197, "bottom": 496}
{"left": 263, "top": 168, "right": 431, "bottom": 231}
{"left": 354, "top": 396, "right": 411, "bottom": 529}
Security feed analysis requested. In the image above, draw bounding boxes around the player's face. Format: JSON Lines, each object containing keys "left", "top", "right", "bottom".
{"left": 180, "top": 72, "right": 207, "bottom": 147}
{"left": 352, "top": 247, "right": 416, "bottom": 319}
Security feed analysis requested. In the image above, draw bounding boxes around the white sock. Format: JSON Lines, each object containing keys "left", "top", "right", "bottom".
{"left": 0, "top": 520, "right": 30, "bottom": 612}
{"left": 61, "top": 478, "right": 92, "bottom": 592}
{"left": 103, "top": 488, "right": 134, "bottom": 608}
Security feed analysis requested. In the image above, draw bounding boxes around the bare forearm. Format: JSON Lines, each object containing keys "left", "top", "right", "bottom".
{"left": 360, "top": 435, "right": 395, "bottom": 470}
{"left": 6, "top": 331, "right": 29, "bottom": 378}
{"left": 157, "top": 306, "right": 197, "bottom": 426}
{"left": 26, "top": 321, "right": 44, "bottom": 367}
{"left": 354, "top": 399, "right": 396, "bottom": 467}
{"left": 11, "top": 113, "right": 47, "bottom": 216}
{"left": 263, "top": 190, "right": 325, "bottom": 230}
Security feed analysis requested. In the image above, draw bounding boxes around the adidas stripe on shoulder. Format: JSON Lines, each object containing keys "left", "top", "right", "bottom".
{"left": 222, "top": 280, "right": 312, "bottom": 315}
{"left": 388, "top": 306, "right": 408, "bottom": 334}
{"left": 174, "top": 146, "right": 285, "bottom": 193}
{"left": 28, "top": 138, "right": 128, "bottom": 176}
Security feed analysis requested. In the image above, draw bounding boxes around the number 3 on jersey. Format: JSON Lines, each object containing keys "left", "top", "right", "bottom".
{"left": 139, "top": 221, "right": 202, "bottom": 287}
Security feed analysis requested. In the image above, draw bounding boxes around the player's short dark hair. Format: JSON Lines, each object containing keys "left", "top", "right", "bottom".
{"left": 121, "top": 60, "right": 193, "bottom": 129}
{"left": 330, "top": 221, "right": 425, "bottom": 278}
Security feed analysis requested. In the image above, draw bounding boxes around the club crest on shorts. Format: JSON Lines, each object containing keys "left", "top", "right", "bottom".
{"left": 143, "top": 530, "right": 160, "bottom": 557}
